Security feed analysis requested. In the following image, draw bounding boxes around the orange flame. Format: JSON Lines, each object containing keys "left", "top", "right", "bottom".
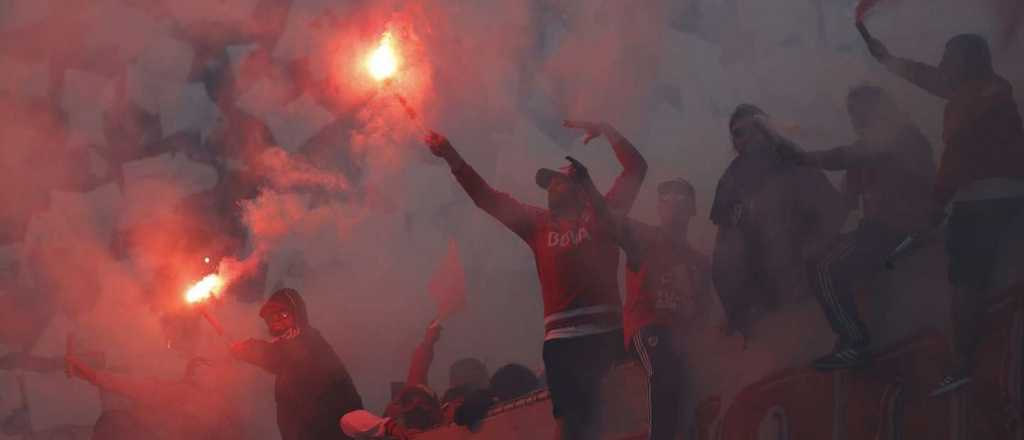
{"left": 185, "top": 274, "right": 225, "bottom": 304}
{"left": 366, "top": 31, "right": 400, "bottom": 81}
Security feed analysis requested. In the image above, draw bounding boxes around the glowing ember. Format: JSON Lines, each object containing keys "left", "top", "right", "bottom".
{"left": 185, "top": 274, "right": 225, "bottom": 304}
{"left": 366, "top": 31, "right": 399, "bottom": 81}
{"left": 203, "top": 257, "right": 211, "bottom": 264}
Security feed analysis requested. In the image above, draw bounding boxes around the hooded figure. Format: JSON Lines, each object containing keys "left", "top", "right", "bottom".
{"left": 711, "top": 105, "right": 846, "bottom": 337}
{"left": 863, "top": 29, "right": 1024, "bottom": 396}
{"left": 231, "top": 288, "right": 364, "bottom": 440}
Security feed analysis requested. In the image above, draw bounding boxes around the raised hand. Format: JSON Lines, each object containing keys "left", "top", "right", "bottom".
{"left": 563, "top": 120, "right": 608, "bottom": 145}
{"left": 424, "top": 131, "right": 453, "bottom": 158}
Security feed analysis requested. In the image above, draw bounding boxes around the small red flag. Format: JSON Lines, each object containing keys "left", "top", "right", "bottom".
{"left": 428, "top": 240, "right": 466, "bottom": 321}
{"left": 855, "top": 0, "right": 887, "bottom": 22}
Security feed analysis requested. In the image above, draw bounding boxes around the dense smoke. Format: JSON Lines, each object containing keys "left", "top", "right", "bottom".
{"left": 0, "top": 0, "right": 1021, "bottom": 437}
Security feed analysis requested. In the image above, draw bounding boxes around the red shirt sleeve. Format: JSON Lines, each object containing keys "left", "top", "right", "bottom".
{"left": 451, "top": 161, "right": 542, "bottom": 241}
{"left": 405, "top": 340, "right": 436, "bottom": 387}
{"left": 807, "top": 141, "right": 887, "bottom": 171}
{"left": 885, "top": 57, "right": 954, "bottom": 99}
{"left": 602, "top": 129, "right": 648, "bottom": 215}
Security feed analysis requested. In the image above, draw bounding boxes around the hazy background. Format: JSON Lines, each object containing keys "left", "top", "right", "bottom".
{"left": 0, "top": 0, "right": 1021, "bottom": 437}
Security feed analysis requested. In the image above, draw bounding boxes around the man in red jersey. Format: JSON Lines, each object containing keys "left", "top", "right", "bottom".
{"left": 424, "top": 120, "right": 646, "bottom": 440}
{"left": 619, "top": 178, "right": 710, "bottom": 440}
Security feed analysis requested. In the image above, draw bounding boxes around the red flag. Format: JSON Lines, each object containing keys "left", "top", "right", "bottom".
{"left": 855, "top": 0, "right": 887, "bottom": 22}
{"left": 428, "top": 240, "right": 466, "bottom": 321}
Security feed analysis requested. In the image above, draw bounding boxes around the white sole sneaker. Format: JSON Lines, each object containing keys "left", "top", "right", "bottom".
{"left": 929, "top": 376, "right": 973, "bottom": 397}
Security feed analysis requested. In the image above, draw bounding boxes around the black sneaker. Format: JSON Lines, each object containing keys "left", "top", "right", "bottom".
{"left": 929, "top": 373, "right": 973, "bottom": 397}
{"left": 812, "top": 346, "right": 871, "bottom": 371}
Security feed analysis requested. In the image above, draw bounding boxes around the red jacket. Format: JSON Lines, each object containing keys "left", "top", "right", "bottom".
{"left": 937, "top": 77, "right": 1024, "bottom": 205}
{"left": 620, "top": 220, "right": 710, "bottom": 346}
{"left": 451, "top": 133, "right": 646, "bottom": 340}
{"left": 887, "top": 59, "right": 1024, "bottom": 207}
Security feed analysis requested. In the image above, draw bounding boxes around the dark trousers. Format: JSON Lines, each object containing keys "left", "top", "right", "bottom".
{"left": 947, "top": 197, "right": 1024, "bottom": 373}
{"left": 543, "top": 330, "right": 623, "bottom": 439}
{"left": 631, "top": 326, "right": 683, "bottom": 440}
{"left": 811, "top": 221, "right": 907, "bottom": 348}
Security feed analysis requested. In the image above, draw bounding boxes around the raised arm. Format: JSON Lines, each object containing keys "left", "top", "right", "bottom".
{"left": 425, "top": 132, "right": 540, "bottom": 240}
{"left": 565, "top": 155, "right": 663, "bottom": 276}
{"left": 564, "top": 121, "right": 648, "bottom": 214}
{"left": 860, "top": 24, "right": 954, "bottom": 99}
{"left": 405, "top": 321, "right": 442, "bottom": 387}
{"left": 884, "top": 58, "right": 954, "bottom": 100}
{"left": 795, "top": 142, "right": 886, "bottom": 171}
{"left": 229, "top": 338, "right": 283, "bottom": 374}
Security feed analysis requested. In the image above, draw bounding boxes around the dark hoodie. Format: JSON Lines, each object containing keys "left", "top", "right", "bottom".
{"left": 882, "top": 34, "right": 1024, "bottom": 208}
{"left": 232, "top": 289, "right": 364, "bottom": 440}
{"left": 710, "top": 112, "right": 845, "bottom": 317}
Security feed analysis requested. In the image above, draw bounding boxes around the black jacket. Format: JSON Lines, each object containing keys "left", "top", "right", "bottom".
{"left": 234, "top": 289, "right": 363, "bottom": 440}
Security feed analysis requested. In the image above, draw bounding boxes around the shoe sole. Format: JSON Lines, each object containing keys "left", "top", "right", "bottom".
{"left": 929, "top": 378, "right": 973, "bottom": 397}
{"left": 812, "top": 358, "right": 872, "bottom": 372}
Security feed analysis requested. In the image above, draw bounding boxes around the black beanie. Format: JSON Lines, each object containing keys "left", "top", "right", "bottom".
{"left": 729, "top": 104, "right": 767, "bottom": 129}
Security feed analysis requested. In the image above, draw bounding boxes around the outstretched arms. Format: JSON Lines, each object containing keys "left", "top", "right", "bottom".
{"left": 230, "top": 339, "right": 284, "bottom": 374}
{"left": 425, "top": 132, "right": 540, "bottom": 240}
{"left": 789, "top": 143, "right": 887, "bottom": 171}
{"left": 859, "top": 23, "right": 954, "bottom": 99}
{"left": 563, "top": 121, "right": 648, "bottom": 214}
{"left": 405, "top": 321, "right": 442, "bottom": 387}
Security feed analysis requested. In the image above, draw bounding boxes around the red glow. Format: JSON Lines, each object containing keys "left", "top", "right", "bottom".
{"left": 324, "top": 16, "right": 434, "bottom": 152}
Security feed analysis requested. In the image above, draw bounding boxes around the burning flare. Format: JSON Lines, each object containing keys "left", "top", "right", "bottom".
{"left": 366, "top": 31, "right": 399, "bottom": 81}
{"left": 185, "top": 274, "right": 225, "bottom": 304}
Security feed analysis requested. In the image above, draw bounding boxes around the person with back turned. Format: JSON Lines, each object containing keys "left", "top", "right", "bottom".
{"left": 861, "top": 26, "right": 1024, "bottom": 396}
